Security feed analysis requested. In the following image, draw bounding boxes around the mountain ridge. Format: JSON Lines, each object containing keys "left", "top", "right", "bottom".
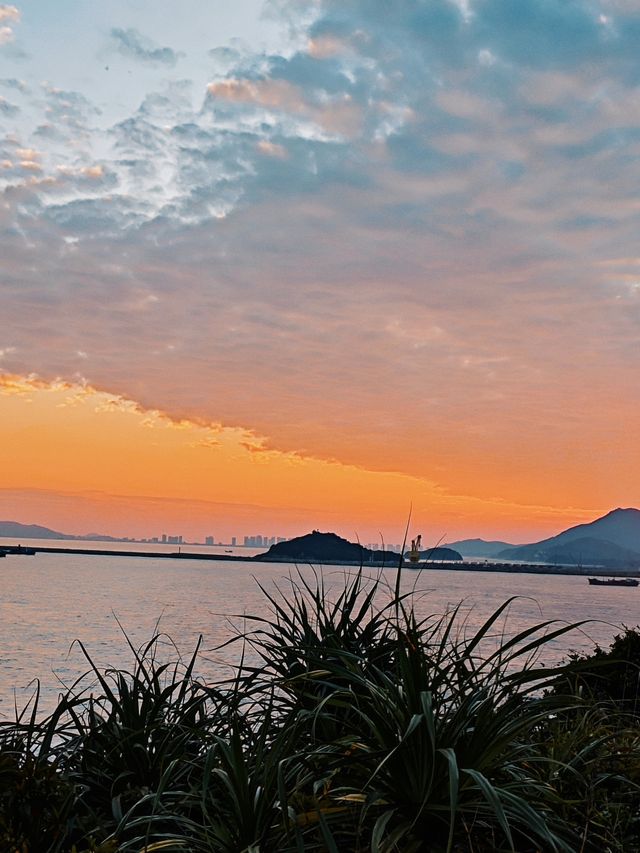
{"left": 498, "top": 508, "right": 640, "bottom": 566}
{"left": 0, "top": 520, "right": 75, "bottom": 540}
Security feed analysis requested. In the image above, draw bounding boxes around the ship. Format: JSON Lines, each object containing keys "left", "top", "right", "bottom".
{"left": 588, "top": 577, "right": 639, "bottom": 587}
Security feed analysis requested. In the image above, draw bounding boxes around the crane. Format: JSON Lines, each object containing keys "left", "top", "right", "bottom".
{"left": 409, "top": 534, "right": 422, "bottom": 563}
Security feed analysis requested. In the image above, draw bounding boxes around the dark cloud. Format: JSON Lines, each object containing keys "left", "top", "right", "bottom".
{"left": 0, "top": 43, "right": 28, "bottom": 59}
{"left": 0, "top": 95, "right": 17, "bottom": 115}
{"left": 208, "top": 45, "right": 243, "bottom": 68}
{"left": 110, "top": 27, "right": 183, "bottom": 66}
{"left": 0, "top": 76, "right": 27, "bottom": 92}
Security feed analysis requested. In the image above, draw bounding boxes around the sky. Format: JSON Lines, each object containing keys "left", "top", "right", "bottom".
{"left": 0, "top": 0, "right": 638, "bottom": 545}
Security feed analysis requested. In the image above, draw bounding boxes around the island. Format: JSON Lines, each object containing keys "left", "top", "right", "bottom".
{"left": 254, "top": 530, "right": 404, "bottom": 565}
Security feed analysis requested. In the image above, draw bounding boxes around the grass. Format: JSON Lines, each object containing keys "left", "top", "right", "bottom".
{"left": 1, "top": 564, "right": 639, "bottom": 852}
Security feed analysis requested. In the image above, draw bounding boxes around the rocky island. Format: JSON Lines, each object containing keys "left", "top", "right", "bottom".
{"left": 254, "top": 530, "right": 404, "bottom": 565}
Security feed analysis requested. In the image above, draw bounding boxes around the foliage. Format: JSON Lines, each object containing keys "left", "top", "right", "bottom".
{"left": 1, "top": 567, "right": 639, "bottom": 852}
{"left": 530, "top": 705, "right": 640, "bottom": 852}
{"left": 551, "top": 625, "right": 640, "bottom": 714}
{"left": 541, "top": 624, "right": 640, "bottom": 851}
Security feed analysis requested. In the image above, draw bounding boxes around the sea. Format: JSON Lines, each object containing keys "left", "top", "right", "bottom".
{"left": 2, "top": 537, "right": 639, "bottom": 718}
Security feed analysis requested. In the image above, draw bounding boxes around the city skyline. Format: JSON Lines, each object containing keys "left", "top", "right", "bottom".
{"left": 1, "top": 1, "right": 638, "bottom": 544}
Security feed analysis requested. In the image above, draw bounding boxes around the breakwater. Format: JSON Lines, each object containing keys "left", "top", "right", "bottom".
{"left": 1, "top": 543, "right": 639, "bottom": 578}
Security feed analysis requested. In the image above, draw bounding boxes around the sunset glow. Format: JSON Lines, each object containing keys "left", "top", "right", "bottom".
{"left": 1, "top": 0, "right": 638, "bottom": 545}
{"left": 0, "top": 375, "right": 611, "bottom": 543}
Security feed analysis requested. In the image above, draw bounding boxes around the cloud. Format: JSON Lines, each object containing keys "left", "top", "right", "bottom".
{"left": 0, "top": 95, "right": 18, "bottom": 115}
{"left": 1, "top": 0, "right": 640, "bottom": 515}
{"left": 0, "top": 4, "right": 19, "bottom": 46}
{"left": 110, "top": 27, "right": 183, "bottom": 66}
{"left": 208, "top": 44, "right": 244, "bottom": 69}
{"left": 0, "top": 76, "right": 26, "bottom": 89}
{"left": 0, "top": 5, "right": 19, "bottom": 23}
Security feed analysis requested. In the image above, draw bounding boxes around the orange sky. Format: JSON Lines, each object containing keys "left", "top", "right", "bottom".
{"left": 1, "top": 2, "right": 639, "bottom": 547}
{"left": 0, "top": 374, "right": 612, "bottom": 545}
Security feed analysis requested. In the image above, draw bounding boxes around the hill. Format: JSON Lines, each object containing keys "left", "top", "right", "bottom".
{"left": 498, "top": 508, "right": 640, "bottom": 566}
{"left": 444, "top": 538, "right": 515, "bottom": 558}
{"left": 255, "top": 531, "right": 401, "bottom": 564}
{"left": 540, "top": 537, "right": 640, "bottom": 566}
{"left": 0, "top": 520, "right": 73, "bottom": 540}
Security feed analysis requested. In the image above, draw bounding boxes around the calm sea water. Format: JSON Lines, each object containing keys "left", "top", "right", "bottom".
{"left": 1, "top": 541, "right": 639, "bottom": 718}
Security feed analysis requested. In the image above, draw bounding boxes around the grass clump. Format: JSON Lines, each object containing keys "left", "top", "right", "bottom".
{"left": 1, "top": 566, "right": 639, "bottom": 852}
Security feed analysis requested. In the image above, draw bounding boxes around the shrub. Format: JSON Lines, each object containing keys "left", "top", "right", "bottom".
{"left": 553, "top": 626, "right": 640, "bottom": 714}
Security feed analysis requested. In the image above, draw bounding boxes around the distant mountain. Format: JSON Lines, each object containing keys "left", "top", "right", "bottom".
{"left": 444, "top": 538, "right": 515, "bottom": 558}
{"left": 0, "top": 520, "right": 74, "bottom": 540}
{"left": 82, "top": 533, "right": 122, "bottom": 541}
{"left": 0, "top": 520, "right": 130, "bottom": 542}
{"left": 256, "top": 531, "right": 402, "bottom": 564}
{"left": 498, "top": 508, "right": 640, "bottom": 566}
{"left": 534, "top": 537, "right": 640, "bottom": 566}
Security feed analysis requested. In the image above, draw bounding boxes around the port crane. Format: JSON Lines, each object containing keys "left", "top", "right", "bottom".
{"left": 408, "top": 534, "right": 422, "bottom": 563}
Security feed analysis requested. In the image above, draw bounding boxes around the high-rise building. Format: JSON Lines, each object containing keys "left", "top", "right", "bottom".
{"left": 205, "top": 536, "right": 214, "bottom": 546}
{"left": 231, "top": 537, "right": 237, "bottom": 546}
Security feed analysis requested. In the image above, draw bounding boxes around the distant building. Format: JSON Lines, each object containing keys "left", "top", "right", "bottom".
{"left": 205, "top": 536, "right": 214, "bottom": 546}
{"left": 241, "top": 534, "right": 286, "bottom": 548}
{"left": 231, "top": 537, "right": 237, "bottom": 546}
{"left": 161, "top": 534, "right": 167, "bottom": 544}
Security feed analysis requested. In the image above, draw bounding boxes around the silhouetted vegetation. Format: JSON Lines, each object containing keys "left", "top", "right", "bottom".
{"left": 1, "top": 568, "right": 639, "bottom": 852}
{"left": 550, "top": 625, "right": 640, "bottom": 714}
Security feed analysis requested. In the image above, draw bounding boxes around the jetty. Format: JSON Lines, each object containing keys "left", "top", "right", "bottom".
{"left": 1, "top": 543, "right": 639, "bottom": 578}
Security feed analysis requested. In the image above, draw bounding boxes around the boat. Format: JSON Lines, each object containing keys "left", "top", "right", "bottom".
{"left": 588, "top": 577, "right": 639, "bottom": 587}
